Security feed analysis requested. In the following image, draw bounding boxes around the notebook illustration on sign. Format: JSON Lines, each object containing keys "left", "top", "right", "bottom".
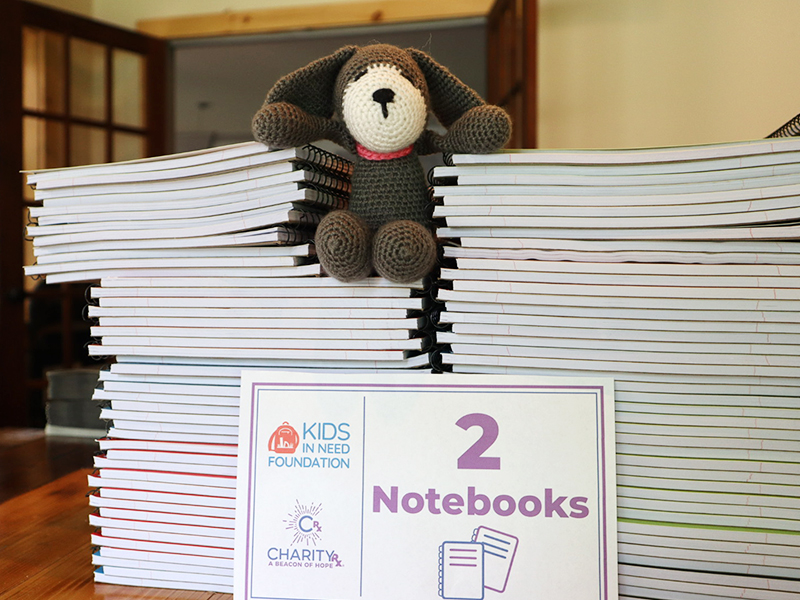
{"left": 438, "top": 541, "right": 484, "bottom": 599}
{"left": 472, "top": 526, "right": 519, "bottom": 593}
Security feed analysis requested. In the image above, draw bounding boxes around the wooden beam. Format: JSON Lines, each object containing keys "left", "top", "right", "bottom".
{"left": 137, "top": 0, "right": 494, "bottom": 39}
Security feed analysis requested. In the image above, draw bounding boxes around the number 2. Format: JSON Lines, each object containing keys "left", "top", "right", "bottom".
{"left": 456, "top": 413, "right": 501, "bottom": 470}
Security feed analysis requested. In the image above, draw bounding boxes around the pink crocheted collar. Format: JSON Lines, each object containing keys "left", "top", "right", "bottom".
{"left": 356, "top": 143, "right": 413, "bottom": 161}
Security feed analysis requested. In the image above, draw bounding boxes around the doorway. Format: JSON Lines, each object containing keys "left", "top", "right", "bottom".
{"left": 171, "top": 19, "right": 488, "bottom": 154}
{"left": 0, "top": 0, "right": 167, "bottom": 428}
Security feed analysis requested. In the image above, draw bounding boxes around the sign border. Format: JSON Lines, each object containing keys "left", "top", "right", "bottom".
{"left": 237, "top": 375, "right": 616, "bottom": 600}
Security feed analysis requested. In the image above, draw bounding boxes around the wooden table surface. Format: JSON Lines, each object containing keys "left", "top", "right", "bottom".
{"left": 0, "top": 468, "right": 232, "bottom": 600}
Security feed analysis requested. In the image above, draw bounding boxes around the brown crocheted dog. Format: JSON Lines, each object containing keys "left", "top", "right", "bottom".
{"left": 253, "top": 44, "right": 511, "bottom": 283}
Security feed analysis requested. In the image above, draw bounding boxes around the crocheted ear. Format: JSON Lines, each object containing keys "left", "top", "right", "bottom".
{"left": 406, "top": 48, "right": 485, "bottom": 128}
{"left": 266, "top": 46, "right": 358, "bottom": 118}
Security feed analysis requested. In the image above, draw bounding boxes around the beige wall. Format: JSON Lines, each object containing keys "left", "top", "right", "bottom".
{"left": 31, "top": 0, "right": 800, "bottom": 149}
{"left": 538, "top": 0, "right": 800, "bottom": 148}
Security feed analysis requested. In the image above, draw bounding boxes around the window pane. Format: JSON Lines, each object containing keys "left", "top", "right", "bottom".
{"left": 23, "top": 27, "right": 66, "bottom": 114}
{"left": 71, "top": 124, "right": 107, "bottom": 166}
{"left": 70, "top": 38, "right": 106, "bottom": 121}
{"left": 23, "top": 117, "right": 66, "bottom": 200}
{"left": 113, "top": 49, "right": 145, "bottom": 128}
{"left": 113, "top": 131, "right": 146, "bottom": 162}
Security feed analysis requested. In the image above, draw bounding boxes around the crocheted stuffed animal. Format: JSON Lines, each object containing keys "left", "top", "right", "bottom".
{"left": 252, "top": 44, "right": 511, "bottom": 283}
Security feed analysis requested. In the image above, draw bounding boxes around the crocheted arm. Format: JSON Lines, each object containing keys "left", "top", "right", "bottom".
{"left": 252, "top": 45, "right": 358, "bottom": 152}
{"left": 407, "top": 48, "right": 511, "bottom": 156}
{"left": 252, "top": 102, "right": 355, "bottom": 152}
{"left": 415, "top": 105, "right": 511, "bottom": 156}
{"left": 437, "top": 105, "right": 511, "bottom": 154}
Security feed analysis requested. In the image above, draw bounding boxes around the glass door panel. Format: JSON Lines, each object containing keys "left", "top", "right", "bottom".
{"left": 113, "top": 131, "right": 146, "bottom": 161}
{"left": 22, "top": 116, "right": 66, "bottom": 192}
{"left": 70, "top": 123, "right": 108, "bottom": 165}
{"left": 113, "top": 48, "right": 145, "bottom": 128}
{"left": 23, "top": 27, "right": 66, "bottom": 114}
{"left": 69, "top": 37, "right": 107, "bottom": 122}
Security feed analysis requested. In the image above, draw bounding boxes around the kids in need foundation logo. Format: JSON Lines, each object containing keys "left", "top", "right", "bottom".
{"left": 268, "top": 422, "right": 299, "bottom": 454}
{"left": 267, "top": 420, "right": 352, "bottom": 469}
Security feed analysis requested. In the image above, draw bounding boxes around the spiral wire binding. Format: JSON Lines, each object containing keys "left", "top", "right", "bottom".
{"left": 427, "top": 165, "right": 457, "bottom": 188}
{"left": 84, "top": 283, "right": 99, "bottom": 307}
{"left": 84, "top": 302, "right": 111, "bottom": 361}
{"left": 426, "top": 162, "right": 456, "bottom": 372}
{"left": 317, "top": 189, "right": 349, "bottom": 211}
{"left": 429, "top": 346, "right": 451, "bottom": 373}
{"left": 302, "top": 182, "right": 349, "bottom": 211}
{"left": 426, "top": 178, "right": 441, "bottom": 203}
{"left": 83, "top": 289, "right": 102, "bottom": 358}
{"left": 437, "top": 544, "right": 446, "bottom": 597}
{"left": 85, "top": 338, "right": 105, "bottom": 360}
{"left": 423, "top": 255, "right": 451, "bottom": 373}
{"left": 289, "top": 153, "right": 352, "bottom": 194}
{"left": 295, "top": 159, "right": 347, "bottom": 182}
{"left": 81, "top": 302, "right": 95, "bottom": 325}
{"left": 767, "top": 112, "right": 800, "bottom": 138}
{"left": 426, "top": 165, "right": 439, "bottom": 187}
{"left": 301, "top": 166, "right": 352, "bottom": 195}
{"left": 428, "top": 307, "right": 452, "bottom": 334}
{"left": 83, "top": 286, "right": 100, "bottom": 351}
{"left": 295, "top": 145, "right": 354, "bottom": 195}
{"left": 24, "top": 208, "right": 37, "bottom": 242}
{"left": 301, "top": 144, "right": 354, "bottom": 177}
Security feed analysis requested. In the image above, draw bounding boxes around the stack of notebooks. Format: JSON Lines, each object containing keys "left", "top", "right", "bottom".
{"left": 432, "top": 138, "right": 800, "bottom": 600}
{"left": 24, "top": 142, "right": 431, "bottom": 593}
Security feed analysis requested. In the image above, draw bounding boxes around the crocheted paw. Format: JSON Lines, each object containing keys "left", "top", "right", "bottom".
{"left": 252, "top": 101, "right": 335, "bottom": 149}
{"left": 439, "top": 105, "right": 512, "bottom": 154}
{"left": 315, "top": 210, "right": 373, "bottom": 282}
{"left": 372, "top": 220, "right": 437, "bottom": 284}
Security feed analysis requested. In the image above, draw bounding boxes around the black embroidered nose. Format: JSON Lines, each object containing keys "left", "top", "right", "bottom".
{"left": 372, "top": 88, "right": 395, "bottom": 118}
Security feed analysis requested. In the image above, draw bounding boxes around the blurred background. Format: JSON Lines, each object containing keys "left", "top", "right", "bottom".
{"left": 3, "top": 0, "right": 800, "bottom": 432}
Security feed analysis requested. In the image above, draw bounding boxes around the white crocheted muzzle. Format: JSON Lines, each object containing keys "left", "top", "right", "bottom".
{"left": 342, "top": 64, "right": 427, "bottom": 154}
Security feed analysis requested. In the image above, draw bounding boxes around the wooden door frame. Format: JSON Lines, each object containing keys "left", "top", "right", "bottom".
{"left": 0, "top": 1, "right": 27, "bottom": 427}
{"left": 0, "top": 0, "right": 168, "bottom": 428}
{"left": 487, "top": 0, "right": 537, "bottom": 148}
{"left": 137, "top": 0, "right": 495, "bottom": 39}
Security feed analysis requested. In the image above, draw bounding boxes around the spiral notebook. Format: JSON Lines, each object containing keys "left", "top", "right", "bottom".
{"left": 472, "top": 526, "right": 519, "bottom": 593}
{"left": 438, "top": 541, "right": 484, "bottom": 600}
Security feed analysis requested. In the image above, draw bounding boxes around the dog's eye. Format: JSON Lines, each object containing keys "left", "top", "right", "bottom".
{"left": 354, "top": 69, "right": 368, "bottom": 82}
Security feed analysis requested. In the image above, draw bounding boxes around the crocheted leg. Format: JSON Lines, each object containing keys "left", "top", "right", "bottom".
{"left": 372, "top": 220, "right": 437, "bottom": 284}
{"left": 315, "top": 210, "right": 373, "bottom": 282}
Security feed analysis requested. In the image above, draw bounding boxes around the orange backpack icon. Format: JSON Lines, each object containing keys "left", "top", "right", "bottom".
{"left": 269, "top": 422, "right": 299, "bottom": 454}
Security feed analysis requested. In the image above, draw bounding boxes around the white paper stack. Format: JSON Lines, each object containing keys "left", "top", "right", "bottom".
{"left": 24, "top": 143, "right": 355, "bottom": 285}
{"left": 432, "top": 137, "right": 800, "bottom": 600}
{"left": 25, "top": 142, "right": 432, "bottom": 593}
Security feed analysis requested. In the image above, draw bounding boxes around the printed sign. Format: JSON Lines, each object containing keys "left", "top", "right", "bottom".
{"left": 234, "top": 372, "right": 618, "bottom": 600}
